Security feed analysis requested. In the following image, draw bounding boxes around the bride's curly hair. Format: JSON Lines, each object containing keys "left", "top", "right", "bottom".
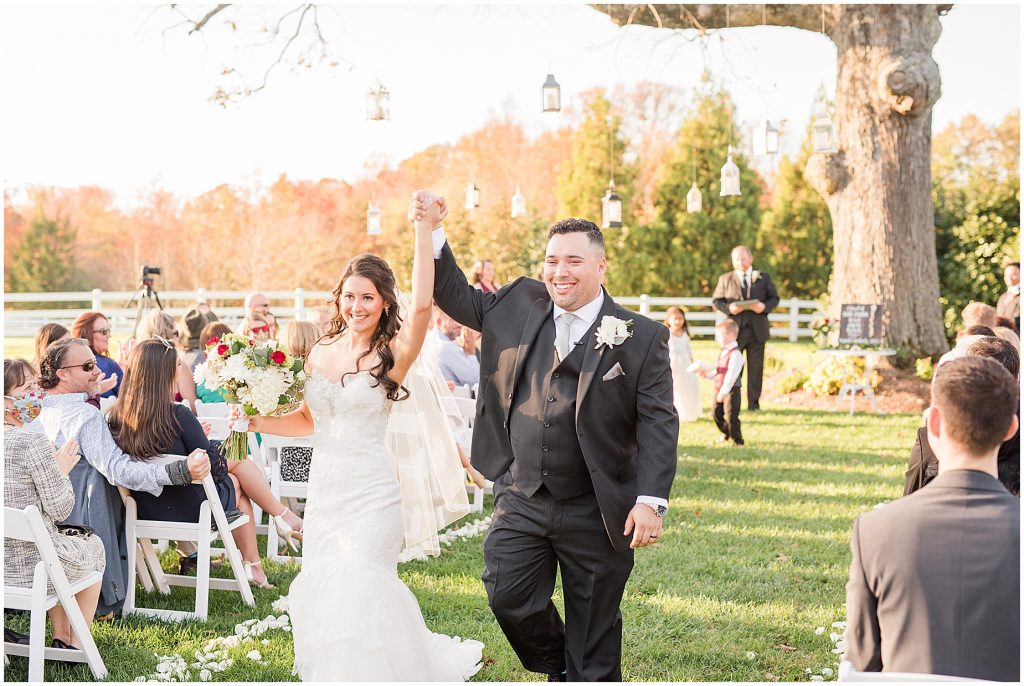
{"left": 323, "top": 254, "right": 409, "bottom": 401}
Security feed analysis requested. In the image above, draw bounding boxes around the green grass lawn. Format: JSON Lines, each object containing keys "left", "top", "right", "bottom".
{"left": 3, "top": 339, "right": 917, "bottom": 681}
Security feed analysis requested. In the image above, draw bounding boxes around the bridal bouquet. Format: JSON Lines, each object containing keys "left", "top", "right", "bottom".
{"left": 194, "top": 333, "right": 306, "bottom": 461}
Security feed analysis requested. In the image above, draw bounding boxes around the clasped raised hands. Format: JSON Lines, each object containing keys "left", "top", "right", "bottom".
{"left": 407, "top": 190, "right": 447, "bottom": 230}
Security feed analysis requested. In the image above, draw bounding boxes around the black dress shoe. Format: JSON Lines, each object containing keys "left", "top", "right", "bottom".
{"left": 748, "top": 404, "right": 761, "bottom": 411}
{"left": 547, "top": 672, "right": 568, "bottom": 682}
{"left": 51, "top": 637, "right": 76, "bottom": 650}
{"left": 4, "top": 627, "right": 30, "bottom": 645}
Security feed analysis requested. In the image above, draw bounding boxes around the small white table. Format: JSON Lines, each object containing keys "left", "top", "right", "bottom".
{"left": 816, "top": 347, "right": 897, "bottom": 415}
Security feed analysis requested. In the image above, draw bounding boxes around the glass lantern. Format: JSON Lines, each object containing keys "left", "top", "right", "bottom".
{"left": 366, "top": 202, "right": 382, "bottom": 235}
{"left": 465, "top": 182, "right": 480, "bottom": 210}
{"left": 686, "top": 182, "right": 703, "bottom": 213}
{"left": 720, "top": 150, "right": 741, "bottom": 197}
{"left": 812, "top": 115, "right": 837, "bottom": 153}
{"left": 752, "top": 118, "right": 780, "bottom": 156}
{"left": 366, "top": 82, "right": 390, "bottom": 121}
{"left": 510, "top": 186, "right": 526, "bottom": 218}
{"left": 601, "top": 181, "right": 622, "bottom": 228}
{"left": 542, "top": 73, "right": 561, "bottom": 113}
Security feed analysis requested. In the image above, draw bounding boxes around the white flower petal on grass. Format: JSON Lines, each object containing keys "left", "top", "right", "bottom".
{"left": 815, "top": 626, "right": 826, "bottom": 635}
{"left": 831, "top": 621, "right": 847, "bottom": 629}
{"left": 745, "top": 651, "right": 756, "bottom": 660}
{"left": 810, "top": 676, "right": 825, "bottom": 682}
{"left": 199, "top": 669, "right": 211, "bottom": 682}
{"left": 821, "top": 667, "right": 834, "bottom": 676}
{"left": 829, "top": 632, "right": 841, "bottom": 643}
{"left": 246, "top": 650, "right": 262, "bottom": 661}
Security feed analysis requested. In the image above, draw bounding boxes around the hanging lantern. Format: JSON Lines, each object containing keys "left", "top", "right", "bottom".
{"left": 601, "top": 181, "right": 622, "bottom": 229}
{"left": 366, "top": 202, "right": 382, "bottom": 235}
{"left": 812, "top": 114, "right": 837, "bottom": 153}
{"left": 465, "top": 182, "right": 480, "bottom": 210}
{"left": 510, "top": 186, "right": 526, "bottom": 218}
{"left": 366, "top": 82, "right": 390, "bottom": 121}
{"left": 752, "top": 118, "right": 780, "bottom": 156}
{"left": 542, "top": 73, "right": 561, "bottom": 113}
{"left": 686, "top": 182, "right": 703, "bottom": 213}
{"left": 720, "top": 149, "right": 741, "bottom": 197}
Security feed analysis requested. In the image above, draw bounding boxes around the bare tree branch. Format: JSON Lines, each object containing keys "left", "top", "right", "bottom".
{"left": 188, "top": 4, "right": 230, "bottom": 34}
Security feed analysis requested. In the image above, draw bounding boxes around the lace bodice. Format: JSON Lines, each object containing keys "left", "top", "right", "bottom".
{"left": 304, "top": 370, "right": 393, "bottom": 444}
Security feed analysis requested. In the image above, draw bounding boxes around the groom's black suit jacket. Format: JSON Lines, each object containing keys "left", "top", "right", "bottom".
{"left": 434, "top": 243, "right": 678, "bottom": 551}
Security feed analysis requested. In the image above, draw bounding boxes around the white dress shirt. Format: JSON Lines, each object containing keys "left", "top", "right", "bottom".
{"left": 736, "top": 268, "right": 754, "bottom": 298}
{"left": 433, "top": 226, "right": 668, "bottom": 516}
{"left": 718, "top": 341, "right": 746, "bottom": 394}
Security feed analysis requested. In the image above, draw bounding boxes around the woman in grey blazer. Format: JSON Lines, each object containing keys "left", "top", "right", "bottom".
{"left": 4, "top": 358, "right": 105, "bottom": 650}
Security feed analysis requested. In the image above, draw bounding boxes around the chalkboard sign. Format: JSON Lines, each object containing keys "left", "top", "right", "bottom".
{"left": 839, "top": 304, "right": 883, "bottom": 345}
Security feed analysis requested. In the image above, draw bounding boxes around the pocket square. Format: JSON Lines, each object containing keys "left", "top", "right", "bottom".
{"left": 602, "top": 363, "right": 625, "bottom": 381}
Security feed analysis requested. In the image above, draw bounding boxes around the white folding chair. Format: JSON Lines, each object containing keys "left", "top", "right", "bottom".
{"left": 194, "top": 400, "right": 230, "bottom": 418}
{"left": 197, "top": 418, "right": 270, "bottom": 535}
{"left": 4, "top": 505, "right": 108, "bottom": 681}
{"left": 451, "top": 384, "right": 472, "bottom": 399}
{"left": 838, "top": 660, "right": 993, "bottom": 682}
{"left": 260, "top": 434, "right": 312, "bottom": 563}
{"left": 119, "top": 455, "right": 254, "bottom": 622}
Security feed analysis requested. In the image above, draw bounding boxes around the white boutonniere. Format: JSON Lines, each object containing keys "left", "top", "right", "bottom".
{"left": 594, "top": 315, "right": 633, "bottom": 350}
{"left": 752, "top": 270, "right": 761, "bottom": 283}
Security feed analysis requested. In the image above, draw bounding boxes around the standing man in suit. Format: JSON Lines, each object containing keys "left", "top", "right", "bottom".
{"left": 711, "top": 246, "right": 779, "bottom": 411}
{"left": 844, "top": 356, "right": 1019, "bottom": 681}
{"left": 411, "top": 192, "right": 677, "bottom": 682}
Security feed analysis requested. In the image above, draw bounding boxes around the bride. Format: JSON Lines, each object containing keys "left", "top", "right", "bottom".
{"left": 234, "top": 191, "right": 483, "bottom": 681}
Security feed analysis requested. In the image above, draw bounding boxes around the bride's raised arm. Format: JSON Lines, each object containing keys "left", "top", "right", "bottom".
{"left": 389, "top": 190, "right": 441, "bottom": 384}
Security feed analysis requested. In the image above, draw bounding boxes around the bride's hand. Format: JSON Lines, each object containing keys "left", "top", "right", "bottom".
{"left": 408, "top": 190, "right": 443, "bottom": 230}
{"left": 227, "top": 405, "right": 260, "bottom": 432}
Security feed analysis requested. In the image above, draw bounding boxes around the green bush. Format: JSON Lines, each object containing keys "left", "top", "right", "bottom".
{"left": 803, "top": 356, "right": 881, "bottom": 397}
{"left": 915, "top": 357, "right": 935, "bottom": 381}
{"left": 777, "top": 369, "right": 810, "bottom": 394}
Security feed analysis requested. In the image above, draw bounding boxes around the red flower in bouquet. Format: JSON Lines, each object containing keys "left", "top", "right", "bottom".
{"left": 208, "top": 336, "right": 220, "bottom": 345}
{"left": 217, "top": 343, "right": 230, "bottom": 356}
{"left": 270, "top": 351, "right": 286, "bottom": 364}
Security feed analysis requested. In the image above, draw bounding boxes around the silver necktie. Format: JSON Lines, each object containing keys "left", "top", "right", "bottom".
{"left": 555, "top": 312, "right": 575, "bottom": 361}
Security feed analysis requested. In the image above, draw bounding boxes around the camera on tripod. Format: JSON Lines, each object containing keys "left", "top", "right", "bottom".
{"left": 140, "top": 265, "right": 161, "bottom": 286}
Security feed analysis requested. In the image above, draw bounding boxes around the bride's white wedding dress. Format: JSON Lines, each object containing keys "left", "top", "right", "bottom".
{"left": 287, "top": 370, "right": 484, "bottom": 681}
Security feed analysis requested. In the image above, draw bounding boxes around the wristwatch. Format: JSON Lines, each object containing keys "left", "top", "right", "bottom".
{"left": 645, "top": 503, "right": 668, "bottom": 518}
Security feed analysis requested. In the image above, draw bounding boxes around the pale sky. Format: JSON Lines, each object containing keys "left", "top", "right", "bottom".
{"left": 1, "top": 2, "right": 1019, "bottom": 209}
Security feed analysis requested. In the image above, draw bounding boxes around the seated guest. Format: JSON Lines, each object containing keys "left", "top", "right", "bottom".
{"left": 180, "top": 302, "right": 219, "bottom": 370}
{"left": 993, "top": 325, "right": 1021, "bottom": 351}
{"left": 240, "top": 313, "right": 273, "bottom": 341}
{"left": 4, "top": 359, "right": 105, "bottom": 649}
{"left": 235, "top": 292, "right": 271, "bottom": 334}
{"left": 29, "top": 338, "right": 209, "bottom": 616}
{"left": 936, "top": 324, "right": 996, "bottom": 367}
{"left": 305, "top": 306, "right": 332, "bottom": 335}
{"left": 996, "top": 315, "right": 1018, "bottom": 335}
{"left": 470, "top": 259, "right": 501, "bottom": 293}
{"left": 905, "top": 336, "right": 1020, "bottom": 496}
{"left": 426, "top": 307, "right": 474, "bottom": 390}
{"left": 996, "top": 261, "right": 1020, "bottom": 332}
{"left": 276, "top": 321, "right": 321, "bottom": 483}
{"left": 135, "top": 310, "right": 198, "bottom": 413}
{"left": 846, "top": 356, "right": 1019, "bottom": 681}
{"left": 961, "top": 301, "right": 998, "bottom": 329}
{"left": 440, "top": 325, "right": 481, "bottom": 392}
{"left": 108, "top": 339, "right": 301, "bottom": 588}
{"left": 33, "top": 323, "right": 69, "bottom": 372}
{"left": 194, "top": 322, "right": 235, "bottom": 404}
{"left": 71, "top": 312, "right": 122, "bottom": 398}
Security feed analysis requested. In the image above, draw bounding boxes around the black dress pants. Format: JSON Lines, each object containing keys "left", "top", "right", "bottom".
{"left": 713, "top": 385, "right": 743, "bottom": 443}
{"left": 737, "top": 337, "right": 765, "bottom": 408}
{"left": 482, "top": 478, "right": 633, "bottom": 681}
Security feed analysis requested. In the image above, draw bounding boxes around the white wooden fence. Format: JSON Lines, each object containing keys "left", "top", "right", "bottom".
{"left": 2, "top": 289, "right": 822, "bottom": 340}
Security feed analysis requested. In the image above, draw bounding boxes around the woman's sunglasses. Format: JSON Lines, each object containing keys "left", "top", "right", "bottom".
{"left": 250, "top": 325, "right": 271, "bottom": 334}
{"left": 59, "top": 361, "right": 97, "bottom": 372}
{"left": 94, "top": 328, "right": 112, "bottom": 336}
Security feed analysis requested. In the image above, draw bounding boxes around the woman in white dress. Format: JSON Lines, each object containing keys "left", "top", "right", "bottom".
{"left": 666, "top": 306, "right": 702, "bottom": 422}
{"left": 234, "top": 191, "right": 483, "bottom": 681}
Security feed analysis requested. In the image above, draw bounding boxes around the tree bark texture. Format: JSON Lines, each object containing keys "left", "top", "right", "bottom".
{"left": 600, "top": 4, "right": 951, "bottom": 354}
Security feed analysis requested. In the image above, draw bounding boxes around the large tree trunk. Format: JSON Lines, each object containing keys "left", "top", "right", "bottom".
{"left": 599, "top": 4, "right": 951, "bottom": 355}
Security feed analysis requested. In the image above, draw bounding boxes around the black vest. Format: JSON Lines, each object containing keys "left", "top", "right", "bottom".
{"left": 508, "top": 315, "right": 593, "bottom": 500}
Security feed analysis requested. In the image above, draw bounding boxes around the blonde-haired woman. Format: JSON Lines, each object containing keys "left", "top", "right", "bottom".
{"left": 133, "top": 310, "right": 198, "bottom": 412}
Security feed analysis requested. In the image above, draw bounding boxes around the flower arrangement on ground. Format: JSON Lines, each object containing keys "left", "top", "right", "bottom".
{"left": 194, "top": 333, "right": 305, "bottom": 461}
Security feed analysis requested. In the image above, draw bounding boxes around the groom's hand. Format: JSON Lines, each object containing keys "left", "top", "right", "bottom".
{"left": 408, "top": 190, "right": 445, "bottom": 229}
{"left": 625, "top": 504, "right": 663, "bottom": 549}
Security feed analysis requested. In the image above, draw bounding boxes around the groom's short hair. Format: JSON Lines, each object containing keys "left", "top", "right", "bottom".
{"left": 548, "top": 218, "right": 604, "bottom": 252}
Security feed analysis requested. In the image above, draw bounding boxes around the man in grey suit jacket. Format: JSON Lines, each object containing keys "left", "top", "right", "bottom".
{"left": 844, "top": 356, "right": 1020, "bottom": 681}
{"left": 412, "top": 193, "right": 678, "bottom": 681}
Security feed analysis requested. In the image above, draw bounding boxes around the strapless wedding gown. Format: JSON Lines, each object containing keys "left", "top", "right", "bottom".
{"left": 288, "top": 370, "right": 484, "bottom": 681}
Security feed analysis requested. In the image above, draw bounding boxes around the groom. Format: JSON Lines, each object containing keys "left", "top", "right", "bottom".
{"left": 411, "top": 193, "right": 678, "bottom": 681}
